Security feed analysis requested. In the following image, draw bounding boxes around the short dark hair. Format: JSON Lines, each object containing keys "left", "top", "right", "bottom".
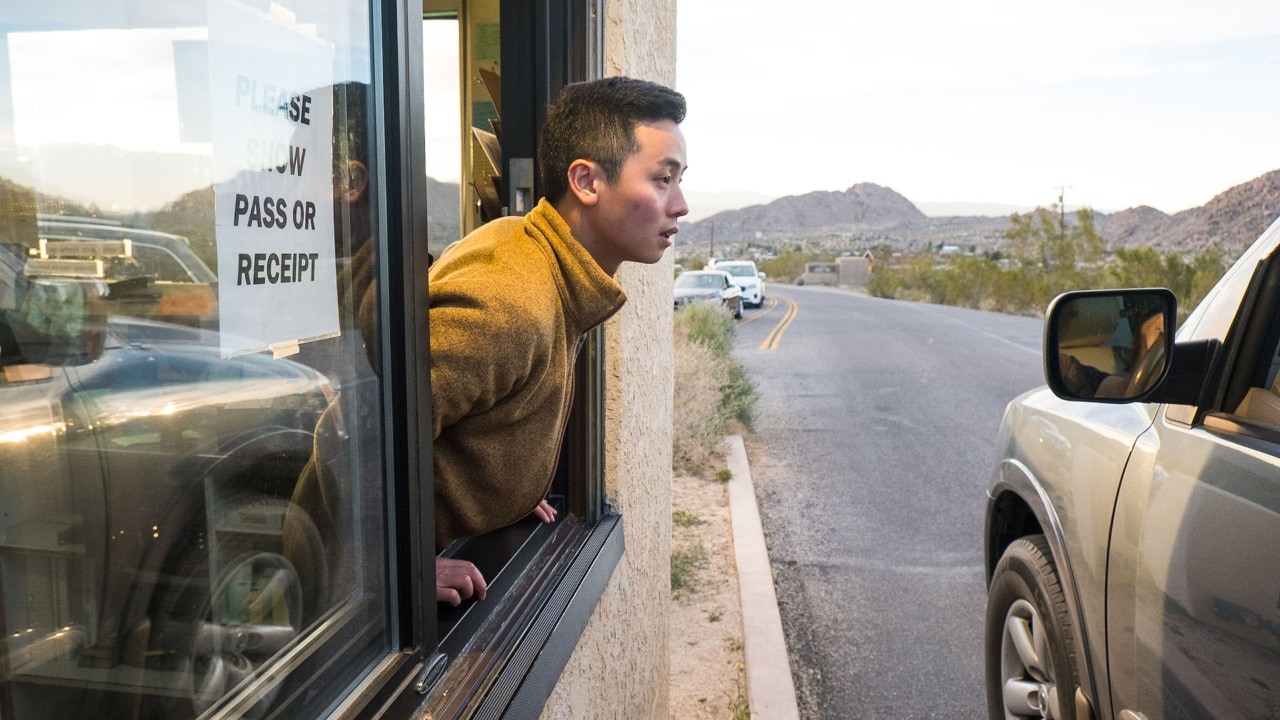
{"left": 538, "top": 76, "right": 686, "bottom": 204}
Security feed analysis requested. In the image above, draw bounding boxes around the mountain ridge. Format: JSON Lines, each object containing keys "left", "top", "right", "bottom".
{"left": 677, "top": 170, "right": 1280, "bottom": 257}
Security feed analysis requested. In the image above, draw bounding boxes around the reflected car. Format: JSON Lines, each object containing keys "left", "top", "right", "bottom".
{"left": 0, "top": 229, "right": 334, "bottom": 718}
{"left": 21, "top": 215, "right": 219, "bottom": 328}
{"left": 984, "top": 215, "right": 1280, "bottom": 719}
{"left": 707, "top": 259, "right": 765, "bottom": 308}
{"left": 673, "top": 269, "right": 743, "bottom": 319}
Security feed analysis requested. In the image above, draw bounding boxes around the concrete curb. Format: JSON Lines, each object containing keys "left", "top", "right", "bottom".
{"left": 723, "top": 434, "right": 801, "bottom": 719}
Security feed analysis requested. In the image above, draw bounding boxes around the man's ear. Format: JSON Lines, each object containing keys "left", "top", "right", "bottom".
{"left": 566, "top": 159, "right": 602, "bottom": 207}
{"left": 340, "top": 160, "right": 370, "bottom": 202}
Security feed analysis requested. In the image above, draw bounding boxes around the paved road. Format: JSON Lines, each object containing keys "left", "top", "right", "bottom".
{"left": 732, "top": 285, "right": 1044, "bottom": 719}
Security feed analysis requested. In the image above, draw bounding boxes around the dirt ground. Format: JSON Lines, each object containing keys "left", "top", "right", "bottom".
{"left": 668, "top": 465, "right": 749, "bottom": 719}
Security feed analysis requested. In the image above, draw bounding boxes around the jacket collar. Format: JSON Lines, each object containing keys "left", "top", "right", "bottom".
{"left": 526, "top": 198, "right": 627, "bottom": 331}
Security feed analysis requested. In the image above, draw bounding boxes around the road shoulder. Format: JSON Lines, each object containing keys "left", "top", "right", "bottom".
{"left": 724, "top": 434, "right": 801, "bottom": 719}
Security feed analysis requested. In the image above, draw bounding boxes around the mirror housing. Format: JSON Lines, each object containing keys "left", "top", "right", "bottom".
{"left": 1045, "top": 288, "right": 1178, "bottom": 403}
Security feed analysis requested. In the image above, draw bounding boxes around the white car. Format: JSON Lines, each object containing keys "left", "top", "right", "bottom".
{"left": 707, "top": 259, "right": 765, "bottom": 308}
{"left": 673, "top": 270, "right": 743, "bottom": 319}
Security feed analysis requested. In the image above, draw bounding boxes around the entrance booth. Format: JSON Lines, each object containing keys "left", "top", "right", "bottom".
{"left": 0, "top": 1, "right": 675, "bottom": 717}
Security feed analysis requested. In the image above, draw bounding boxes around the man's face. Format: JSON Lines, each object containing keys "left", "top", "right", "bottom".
{"left": 584, "top": 119, "right": 688, "bottom": 273}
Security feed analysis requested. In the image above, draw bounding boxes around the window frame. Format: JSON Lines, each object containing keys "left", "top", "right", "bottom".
{"left": 350, "top": 1, "right": 622, "bottom": 717}
{"left": 1199, "top": 244, "right": 1280, "bottom": 445}
{"left": 1164, "top": 220, "right": 1280, "bottom": 427}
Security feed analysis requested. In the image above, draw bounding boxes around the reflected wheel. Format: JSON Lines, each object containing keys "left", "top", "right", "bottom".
{"left": 1125, "top": 333, "right": 1168, "bottom": 397}
{"left": 143, "top": 497, "right": 302, "bottom": 720}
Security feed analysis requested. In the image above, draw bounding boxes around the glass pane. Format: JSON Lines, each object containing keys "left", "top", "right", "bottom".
{"left": 1052, "top": 291, "right": 1171, "bottom": 400}
{"left": 423, "top": 16, "right": 462, "bottom": 260}
{"left": 0, "top": 2, "right": 391, "bottom": 718}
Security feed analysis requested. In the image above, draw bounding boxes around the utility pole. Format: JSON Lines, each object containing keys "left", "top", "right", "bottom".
{"left": 708, "top": 221, "right": 715, "bottom": 262}
{"left": 1055, "top": 185, "right": 1073, "bottom": 241}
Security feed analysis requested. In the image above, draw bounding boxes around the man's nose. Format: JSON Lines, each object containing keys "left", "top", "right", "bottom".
{"left": 670, "top": 186, "right": 689, "bottom": 218}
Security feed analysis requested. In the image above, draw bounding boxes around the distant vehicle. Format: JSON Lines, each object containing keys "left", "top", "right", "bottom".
{"left": 984, "top": 214, "right": 1280, "bottom": 719}
{"left": 706, "top": 259, "right": 765, "bottom": 308}
{"left": 673, "top": 269, "right": 743, "bottom": 319}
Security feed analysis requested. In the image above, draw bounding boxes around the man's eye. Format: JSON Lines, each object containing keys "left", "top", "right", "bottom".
{"left": 657, "top": 176, "right": 672, "bottom": 185}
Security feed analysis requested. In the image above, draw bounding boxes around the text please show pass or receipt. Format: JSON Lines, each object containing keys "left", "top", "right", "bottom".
{"left": 209, "top": 0, "right": 339, "bottom": 358}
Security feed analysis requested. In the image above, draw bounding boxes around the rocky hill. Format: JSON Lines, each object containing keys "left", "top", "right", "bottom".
{"left": 698, "top": 183, "right": 925, "bottom": 233}
{"left": 679, "top": 170, "right": 1280, "bottom": 258}
{"left": 1096, "top": 170, "right": 1280, "bottom": 256}
{"left": 677, "top": 183, "right": 932, "bottom": 245}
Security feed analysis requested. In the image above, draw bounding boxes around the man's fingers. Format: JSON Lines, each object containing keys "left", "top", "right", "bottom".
{"left": 533, "top": 499, "right": 557, "bottom": 524}
{"left": 436, "top": 557, "right": 488, "bottom": 603}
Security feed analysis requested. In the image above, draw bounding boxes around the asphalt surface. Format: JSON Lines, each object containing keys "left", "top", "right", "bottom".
{"left": 731, "top": 285, "right": 1044, "bottom": 719}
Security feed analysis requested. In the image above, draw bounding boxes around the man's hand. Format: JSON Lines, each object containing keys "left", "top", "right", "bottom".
{"left": 436, "top": 557, "right": 487, "bottom": 607}
{"left": 531, "top": 499, "right": 557, "bottom": 524}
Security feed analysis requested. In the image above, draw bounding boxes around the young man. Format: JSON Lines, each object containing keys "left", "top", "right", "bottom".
{"left": 430, "top": 76, "right": 688, "bottom": 604}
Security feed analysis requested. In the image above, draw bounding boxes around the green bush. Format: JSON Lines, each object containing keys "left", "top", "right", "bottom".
{"left": 757, "top": 249, "right": 812, "bottom": 283}
{"left": 676, "top": 301, "right": 737, "bottom": 356}
{"left": 672, "top": 303, "right": 759, "bottom": 474}
{"left": 870, "top": 206, "right": 1232, "bottom": 317}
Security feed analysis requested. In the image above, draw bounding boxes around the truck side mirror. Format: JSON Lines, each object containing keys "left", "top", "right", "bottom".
{"left": 4, "top": 277, "right": 107, "bottom": 366}
{"left": 1045, "top": 288, "right": 1176, "bottom": 402}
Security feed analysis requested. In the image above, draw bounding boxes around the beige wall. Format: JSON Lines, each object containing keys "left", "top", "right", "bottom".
{"left": 540, "top": 1, "right": 678, "bottom": 718}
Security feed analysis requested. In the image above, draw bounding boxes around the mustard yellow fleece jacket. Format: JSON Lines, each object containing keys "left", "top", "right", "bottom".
{"left": 429, "top": 199, "right": 626, "bottom": 547}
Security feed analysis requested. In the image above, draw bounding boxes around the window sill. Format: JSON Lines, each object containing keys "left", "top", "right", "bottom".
{"left": 420, "top": 511, "right": 624, "bottom": 719}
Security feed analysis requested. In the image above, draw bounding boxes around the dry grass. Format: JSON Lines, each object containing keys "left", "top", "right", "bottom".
{"left": 672, "top": 329, "right": 728, "bottom": 472}
{"left": 669, "top": 303, "right": 756, "bottom": 717}
{"left": 671, "top": 304, "right": 757, "bottom": 475}
{"left": 669, "top": 463, "right": 749, "bottom": 719}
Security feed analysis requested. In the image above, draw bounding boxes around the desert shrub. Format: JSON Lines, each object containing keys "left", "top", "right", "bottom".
{"left": 672, "top": 303, "right": 758, "bottom": 474}
{"left": 670, "top": 541, "right": 708, "bottom": 596}
{"left": 677, "top": 300, "right": 737, "bottom": 355}
{"left": 870, "top": 207, "right": 1232, "bottom": 317}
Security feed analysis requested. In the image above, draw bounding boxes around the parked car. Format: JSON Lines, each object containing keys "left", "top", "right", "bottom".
{"left": 706, "top": 258, "right": 765, "bottom": 308}
{"left": 984, "top": 214, "right": 1280, "bottom": 720}
{"left": 7, "top": 215, "right": 219, "bottom": 330}
{"left": 673, "top": 269, "right": 743, "bottom": 319}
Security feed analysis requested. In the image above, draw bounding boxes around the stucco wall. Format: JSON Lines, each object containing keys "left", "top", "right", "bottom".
{"left": 540, "top": 1, "right": 678, "bottom": 718}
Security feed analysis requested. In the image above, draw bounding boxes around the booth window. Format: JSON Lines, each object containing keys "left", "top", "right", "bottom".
{"left": 415, "top": 2, "right": 621, "bottom": 715}
{"left": 0, "top": 2, "right": 395, "bottom": 717}
{"left": 0, "top": 0, "right": 615, "bottom": 718}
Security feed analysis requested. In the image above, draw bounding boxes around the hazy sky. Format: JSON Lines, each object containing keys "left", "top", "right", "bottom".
{"left": 675, "top": 1, "right": 1280, "bottom": 217}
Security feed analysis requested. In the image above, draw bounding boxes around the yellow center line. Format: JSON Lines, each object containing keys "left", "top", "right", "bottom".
{"left": 759, "top": 294, "right": 798, "bottom": 350}
{"left": 737, "top": 295, "right": 780, "bottom": 326}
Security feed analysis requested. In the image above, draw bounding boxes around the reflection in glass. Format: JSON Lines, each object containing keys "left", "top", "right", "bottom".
{"left": 0, "top": 3, "right": 390, "bottom": 718}
{"left": 1055, "top": 292, "right": 1169, "bottom": 400}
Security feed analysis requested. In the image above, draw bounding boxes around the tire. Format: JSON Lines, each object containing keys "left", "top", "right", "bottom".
{"left": 732, "top": 299, "right": 743, "bottom": 320}
{"left": 143, "top": 496, "right": 303, "bottom": 720}
{"left": 985, "top": 535, "right": 1080, "bottom": 720}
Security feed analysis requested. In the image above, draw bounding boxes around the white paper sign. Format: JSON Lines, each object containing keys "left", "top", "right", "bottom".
{"left": 209, "top": 0, "right": 338, "bottom": 357}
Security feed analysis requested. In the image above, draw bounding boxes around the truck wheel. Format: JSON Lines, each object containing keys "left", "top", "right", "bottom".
{"left": 985, "top": 535, "right": 1080, "bottom": 720}
{"left": 144, "top": 496, "right": 302, "bottom": 719}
